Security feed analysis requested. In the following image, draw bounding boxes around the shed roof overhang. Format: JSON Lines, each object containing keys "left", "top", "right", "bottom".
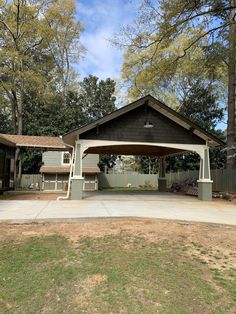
{"left": 63, "top": 95, "right": 225, "bottom": 152}
{"left": 40, "top": 166, "right": 100, "bottom": 174}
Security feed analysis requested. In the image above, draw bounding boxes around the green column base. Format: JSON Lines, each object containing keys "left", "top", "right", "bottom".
{"left": 197, "top": 180, "right": 213, "bottom": 201}
{"left": 71, "top": 176, "right": 84, "bottom": 200}
{"left": 158, "top": 177, "right": 167, "bottom": 192}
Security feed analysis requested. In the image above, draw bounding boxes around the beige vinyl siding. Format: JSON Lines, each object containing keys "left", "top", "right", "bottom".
{"left": 42, "top": 151, "right": 63, "bottom": 167}
{"left": 43, "top": 151, "right": 99, "bottom": 168}
{"left": 41, "top": 152, "right": 99, "bottom": 192}
{"left": 83, "top": 154, "right": 99, "bottom": 167}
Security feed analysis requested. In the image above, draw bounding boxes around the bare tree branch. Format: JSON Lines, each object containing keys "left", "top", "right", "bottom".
{"left": 173, "top": 22, "right": 230, "bottom": 64}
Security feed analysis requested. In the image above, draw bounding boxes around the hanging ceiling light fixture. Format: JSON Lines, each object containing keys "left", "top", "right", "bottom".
{"left": 143, "top": 102, "right": 154, "bottom": 128}
{"left": 144, "top": 121, "right": 154, "bottom": 128}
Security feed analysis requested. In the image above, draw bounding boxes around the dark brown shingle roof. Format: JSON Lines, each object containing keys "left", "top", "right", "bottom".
{"left": 40, "top": 166, "right": 100, "bottom": 174}
{"left": 82, "top": 167, "right": 100, "bottom": 174}
{"left": 40, "top": 166, "right": 70, "bottom": 174}
{"left": 0, "top": 134, "right": 66, "bottom": 149}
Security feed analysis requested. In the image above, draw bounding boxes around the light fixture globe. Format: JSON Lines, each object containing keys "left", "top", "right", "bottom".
{"left": 144, "top": 121, "right": 154, "bottom": 128}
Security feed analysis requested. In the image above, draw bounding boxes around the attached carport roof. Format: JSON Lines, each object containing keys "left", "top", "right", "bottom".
{"left": 63, "top": 95, "right": 225, "bottom": 148}
{"left": 0, "top": 134, "right": 66, "bottom": 150}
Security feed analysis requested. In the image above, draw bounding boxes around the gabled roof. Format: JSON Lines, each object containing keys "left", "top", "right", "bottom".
{"left": 0, "top": 134, "right": 66, "bottom": 150}
{"left": 63, "top": 95, "right": 225, "bottom": 147}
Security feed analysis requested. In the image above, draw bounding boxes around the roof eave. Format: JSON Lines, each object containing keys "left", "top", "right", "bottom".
{"left": 147, "top": 96, "right": 225, "bottom": 147}
{"left": 63, "top": 95, "right": 151, "bottom": 143}
{"left": 17, "top": 144, "right": 67, "bottom": 150}
{"left": 0, "top": 138, "right": 16, "bottom": 148}
{"left": 62, "top": 94, "right": 226, "bottom": 148}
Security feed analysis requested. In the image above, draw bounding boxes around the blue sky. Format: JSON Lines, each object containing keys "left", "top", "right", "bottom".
{"left": 76, "top": 0, "right": 140, "bottom": 80}
{"left": 75, "top": 1, "right": 226, "bottom": 130}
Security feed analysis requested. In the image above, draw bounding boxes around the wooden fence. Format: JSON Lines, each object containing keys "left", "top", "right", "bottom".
{"left": 20, "top": 174, "right": 42, "bottom": 190}
{"left": 20, "top": 169, "right": 236, "bottom": 193}
{"left": 99, "top": 170, "right": 236, "bottom": 192}
{"left": 166, "top": 169, "right": 236, "bottom": 192}
{"left": 98, "top": 173, "right": 158, "bottom": 188}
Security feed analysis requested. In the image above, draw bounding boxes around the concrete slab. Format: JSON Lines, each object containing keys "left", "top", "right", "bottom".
{"left": 37, "top": 200, "right": 110, "bottom": 219}
{"left": 0, "top": 201, "right": 49, "bottom": 220}
{"left": 0, "top": 192, "right": 235, "bottom": 225}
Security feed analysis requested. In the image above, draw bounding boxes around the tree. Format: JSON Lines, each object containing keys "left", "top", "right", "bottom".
{"left": 0, "top": 0, "right": 83, "bottom": 185}
{"left": 135, "top": 156, "right": 159, "bottom": 174}
{"left": 21, "top": 76, "right": 117, "bottom": 173}
{"left": 1, "top": 0, "right": 49, "bottom": 134}
{"left": 0, "top": 0, "right": 83, "bottom": 135}
{"left": 98, "top": 155, "right": 117, "bottom": 172}
{"left": 0, "top": 95, "right": 11, "bottom": 133}
{"left": 179, "top": 81, "right": 224, "bottom": 132}
{"left": 168, "top": 82, "right": 226, "bottom": 171}
{"left": 22, "top": 75, "right": 117, "bottom": 136}
{"left": 77, "top": 75, "right": 116, "bottom": 125}
{"left": 117, "top": 0, "right": 236, "bottom": 168}
{"left": 44, "top": 0, "right": 84, "bottom": 101}
{"left": 121, "top": 28, "right": 225, "bottom": 107}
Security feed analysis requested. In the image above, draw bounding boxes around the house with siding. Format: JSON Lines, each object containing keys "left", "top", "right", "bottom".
{"left": 40, "top": 151, "right": 100, "bottom": 191}
{"left": 0, "top": 134, "right": 67, "bottom": 192}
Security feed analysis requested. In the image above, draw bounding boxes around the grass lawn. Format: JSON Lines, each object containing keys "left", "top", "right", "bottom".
{"left": 0, "top": 220, "right": 236, "bottom": 313}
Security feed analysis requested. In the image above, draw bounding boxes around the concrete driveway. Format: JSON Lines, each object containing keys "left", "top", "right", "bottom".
{"left": 0, "top": 191, "right": 236, "bottom": 225}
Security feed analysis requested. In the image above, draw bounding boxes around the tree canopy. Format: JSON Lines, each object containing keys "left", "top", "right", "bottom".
{"left": 116, "top": 0, "right": 235, "bottom": 168}
{"left": 179, "top": 81, "right": 224, "bottom": 133}
{"left": 0, "top": 0, "right": 83, "bottom": 135}
{"left": 22, "top": 75, "right": 116, "bottom": 137}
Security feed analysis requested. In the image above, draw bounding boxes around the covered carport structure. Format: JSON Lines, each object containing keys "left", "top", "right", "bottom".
{"left": 63, "top": 95, "right": 224, "bottom": 201}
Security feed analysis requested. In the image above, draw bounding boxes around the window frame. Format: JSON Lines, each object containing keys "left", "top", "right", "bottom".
{"left": 61, "top": 151, "right": 71, "bottom": 165}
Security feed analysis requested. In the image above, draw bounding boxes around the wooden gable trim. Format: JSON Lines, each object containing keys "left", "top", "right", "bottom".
{"left": 63, "top": 95, "right": 150, "bottom": 142}
{"left": 148, "top": 96, "right": 224, "bottom": 146}
{"left": 63, "top": 95, "right": 225, "bottom": 147}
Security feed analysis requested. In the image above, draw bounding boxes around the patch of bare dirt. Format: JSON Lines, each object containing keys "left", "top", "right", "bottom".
{"left": 0, "top": 219, "right": 236, "bottom": 271}
{"left": 74, "top": 274, "right": 107, "bottom": 310}
{"left": 4, "top": 192, "right": 66, "bottom": 200}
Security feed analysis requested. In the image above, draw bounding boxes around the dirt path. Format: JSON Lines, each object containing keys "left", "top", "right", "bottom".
{"left": 2, "top": 192, "right": 66, "bottom": 200}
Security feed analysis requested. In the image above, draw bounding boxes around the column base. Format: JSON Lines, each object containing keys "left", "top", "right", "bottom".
{"left": 197, "top": 180, "right": 213, "bottom": 201}
{"left": 71, "top": 176, "right": 84, "bottom": 200}
{"left": 158, "top": 177, "right": 167, "bottom": 192}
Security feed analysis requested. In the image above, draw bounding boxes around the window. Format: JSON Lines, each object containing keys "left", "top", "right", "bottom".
{"left": 62, "top": 152, "right": 71, "bottom": 164}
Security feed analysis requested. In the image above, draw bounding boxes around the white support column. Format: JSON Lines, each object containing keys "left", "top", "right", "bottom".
{"left": 74, "top": 143, "right": 82, "bottom": 176}
{"left": 197, "top": 147, "right": 213, "bottom": 201}
{"left": 55, "top": 173, "right": 58, "bottom": 191}
{"left": 158, "top": 157, "right": 167, "bottom": 192}
{"left": 42, "top": 174, "right": 45, "bottom": 191}
{"left": 71, "top": 143, "right": 84, "bottom": 200}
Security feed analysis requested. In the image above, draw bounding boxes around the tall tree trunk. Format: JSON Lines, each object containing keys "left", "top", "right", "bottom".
{"left": 11, "top": 90, "right": 18, "bottom": 134}
{"left": 17, "top": 91, "right": 23, "bottom": 135}
{"left": 227, "top": 0, "right": 236, "bottom": 169}
{"left": 14, "top": 147, "right": 20, "bottom": 190}
{"left": 14, "top": 89, "right": 24, "bottom": 189}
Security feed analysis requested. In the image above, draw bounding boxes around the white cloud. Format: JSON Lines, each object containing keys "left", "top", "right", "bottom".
{"left": 79, "top": 28, "right": 122, "bottom": 79}
{"left": 76, "top": 2, "right": 94, "bottom": 17}
{"left": 75, "top": 0, "right": 140, "bottom": 80}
